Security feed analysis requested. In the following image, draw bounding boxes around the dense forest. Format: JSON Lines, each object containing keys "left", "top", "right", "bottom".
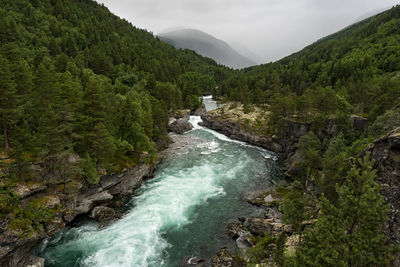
{"left": 0, "top": 0, "right": 230, "bottom": 182}
{"left": 224, "top": 6, "right": 400, "bottom": 266}
{"left": 1, "top": 0, "right": 400, "bottom": 265}
{"left": 0, "top": 0, "right": 233, "bottom": 237}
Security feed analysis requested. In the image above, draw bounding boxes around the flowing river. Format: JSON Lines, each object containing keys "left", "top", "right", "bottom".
{"left": 37, "top": 96, "right": 283, "bottom": 267}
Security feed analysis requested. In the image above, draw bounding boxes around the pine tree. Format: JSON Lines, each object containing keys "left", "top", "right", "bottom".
{"left": 295, "top": 154, "right": 394, "bottom": 266}
{"left": 0, "top": 55, "right": 17, "bottom": 150}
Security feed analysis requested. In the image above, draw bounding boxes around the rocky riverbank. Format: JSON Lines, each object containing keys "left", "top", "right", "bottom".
{"left": 0, "top": 106, "right": 205, "bottom": 266}
{"left": 200, "top": 103, "right": 368, "bottom": 175}
{"left": 0, "top": 162, "right": 155, "bottom": 266}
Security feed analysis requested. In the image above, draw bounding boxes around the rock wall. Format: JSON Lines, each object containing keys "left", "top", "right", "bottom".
{"left": 0, "top": 164, "right": 154, "bottom": 266}
{"left": 361, "top": 127, "right": 400, "bottom": 247}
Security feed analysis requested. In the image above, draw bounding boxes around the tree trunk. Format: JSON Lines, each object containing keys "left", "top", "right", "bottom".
{"left": 2, "top": 121, "right": 9, "bottom": 150}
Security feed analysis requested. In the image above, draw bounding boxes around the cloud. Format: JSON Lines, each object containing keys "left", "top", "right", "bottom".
{"left": 97, "top": 0, "right": 399, "bottom": 63}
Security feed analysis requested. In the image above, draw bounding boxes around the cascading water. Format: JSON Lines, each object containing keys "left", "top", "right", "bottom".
{"left": 37, "top": 96, "right": 283, "bottom": 267}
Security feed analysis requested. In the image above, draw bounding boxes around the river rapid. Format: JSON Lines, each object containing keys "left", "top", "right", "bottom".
{"left": 37, "top": 96, "right": 283, "bottom": 267}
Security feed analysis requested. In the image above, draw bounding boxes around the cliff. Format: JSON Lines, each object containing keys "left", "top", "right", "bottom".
{"left": 361, "top": 127, "right": 400, "bottom": 247}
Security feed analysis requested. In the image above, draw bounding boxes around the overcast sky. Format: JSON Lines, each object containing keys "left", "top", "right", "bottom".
{"left": 97, "top": 0, "right": 399, "bottom": 63}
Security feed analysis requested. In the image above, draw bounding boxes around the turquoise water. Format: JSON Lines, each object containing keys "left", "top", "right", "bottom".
{"left": 37, "top": 98, "right": 282, "bottom": 266}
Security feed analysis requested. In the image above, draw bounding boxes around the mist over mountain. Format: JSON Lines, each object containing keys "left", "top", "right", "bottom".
{"left": 158, "top": 28, "right": 256, "bottom": 69}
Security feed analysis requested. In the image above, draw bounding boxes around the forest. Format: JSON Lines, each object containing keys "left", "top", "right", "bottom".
{"left": 0, "top": 0, "right": 231, "bottom": 182}
{"left": 223, "top": 5, "right": 400, "bottom": 266}
{"left": 1, "top": 0, "right": 400, "bottom": 265}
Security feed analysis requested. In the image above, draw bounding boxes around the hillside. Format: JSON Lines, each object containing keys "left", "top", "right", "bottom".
{"left": 211, "top": 5, "right": 400, "bottom": 266}
{"left": 0, "top": 0, "right": 232, "bottom": 263}
{"left": 158, "top": 28, "right": 256, "bottom": 69}
{"left": 219, "top": 5, "right": 400, "bottom": 122}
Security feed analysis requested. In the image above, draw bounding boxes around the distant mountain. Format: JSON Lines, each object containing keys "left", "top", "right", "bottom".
{"left": 158, "top": 28, "right": 256, "bottom": 69}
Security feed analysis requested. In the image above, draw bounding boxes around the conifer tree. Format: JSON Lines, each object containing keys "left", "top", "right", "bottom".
{"left": 295, "top": 154, "right": 393, "bottom": 266}
{"left": 0, "top": 55, "right": 17, "bottom": 150}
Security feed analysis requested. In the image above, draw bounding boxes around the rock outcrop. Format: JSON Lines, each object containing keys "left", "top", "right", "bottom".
{"left": 0, "top": 163, "right": 154, "bottom": 266}
{"left": 169, "top": 118, "right": 193, "bottom": 134}
{"left": 361, "top": 127, "right": 400, "bottom": 247}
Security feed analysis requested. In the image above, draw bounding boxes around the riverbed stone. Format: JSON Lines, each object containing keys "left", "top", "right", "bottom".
{"left": 168, "top": 118, "right": 193, "bottom": 134}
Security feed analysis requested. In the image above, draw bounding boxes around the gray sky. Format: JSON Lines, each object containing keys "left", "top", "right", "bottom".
{"left": 97, "top": 0, "right": 399, "bottom": 63}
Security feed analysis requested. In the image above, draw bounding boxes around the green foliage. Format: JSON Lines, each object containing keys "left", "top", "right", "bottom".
{"left": 297, "top": 131, "right": 322, "bottom": 183}
{"left": 294, "top": 154, "right": 394, "bottom": 266}
{"left": 8, "top": 197, "right": 56, "bottom": 237}
{"left": 369, "top": 108, "right": 400, "bottom": 137}
{"left": 220, "top": 6, "right": 400, "bottom": 132}
{"left": 320, "top": 133, "right": 350, "bottom": 202}
{"left": 82, "top": 153, "right": 99, "bottom": 184}
{"left": 0, "top": 0, "right": 230, "bottom": 184}
{"left": 0, "top": 183, "right": 19, "bottom": 217}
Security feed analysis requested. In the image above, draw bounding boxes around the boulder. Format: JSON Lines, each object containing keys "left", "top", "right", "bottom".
{"left": 89, "top": 206, "right": 121, "bottom": 223}
{"left": 75, "top": 191, "right": 113, "bottom": 215}
{"left": 192, "top": 107, "right": 207, "bottom": 116}
{"left": 244, "top": 217, "right": 273, "bottom": 236}
{"left": 168, "top": 118, "right": 193, "bottom": 134}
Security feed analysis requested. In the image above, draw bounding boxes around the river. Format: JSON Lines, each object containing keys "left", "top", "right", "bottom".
{"left": 36, "top": 96, "right": 283, "bottom": 267}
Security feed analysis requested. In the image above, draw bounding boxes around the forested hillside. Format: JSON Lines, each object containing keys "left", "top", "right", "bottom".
{"left": 0, "top": 0, "right": 230, "bottom": 186}
{"left": 213, "top": 6, "right": 400, "bottom": 265}
{"left": 218, "top": 5, "right": 400, "bottom": 125}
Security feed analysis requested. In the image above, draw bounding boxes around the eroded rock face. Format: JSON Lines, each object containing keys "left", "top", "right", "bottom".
{"left": 0, "top": 163, "right": 154, "bottom": 266}
{"left": 361, "top": 127, "right": 400, "bottom": 246}
{"left": 89, "top": 206, "right": 122, "bottom": 225}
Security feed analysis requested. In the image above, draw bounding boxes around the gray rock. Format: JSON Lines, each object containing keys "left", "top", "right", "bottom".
{"left": 350, "top": 114, "right": 368, "bottom": 132}
{"left": 75, "top": 191, "right": 113, "bottom": 215}
{"left": 168, "top": 118, "right": 193, "bottom": 134}
{"left": 244, "top": 217, "right": 273, "bottom": 236}
{"left": 236, "top": 232, "right": 253, "bottom": 250}
{"left": 361, "top": 127, "right": 400, "bottom": 247}
{"left": 108, "top": 164, "right": 151, "bottom": 196}
{"left": 89, "top": 206, "right": 121, "bottom": 223}
{"left": 192, "top": 107, "right": 207, "bottom": 116}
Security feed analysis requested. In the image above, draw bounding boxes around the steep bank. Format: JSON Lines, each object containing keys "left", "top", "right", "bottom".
{"left": 361, "top": 127, "right": 400, "bottom": 248}
{"left": 0, "top": 162, "right": 154, "bottom": 266}
{"left": 200, "top": 103, "right": 367, "bottom": 171}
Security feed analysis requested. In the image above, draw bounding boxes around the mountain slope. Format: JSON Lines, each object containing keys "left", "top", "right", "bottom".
{"left": 0, "top": 1, "right": 232, "bottom": 263}
{"left": 218, "top": 5, "right": 400, "bottom": 121}
{"left": 158, "top": 28, "right": 256, "bottom": 69}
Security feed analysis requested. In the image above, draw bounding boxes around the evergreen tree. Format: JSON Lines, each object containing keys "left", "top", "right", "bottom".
{"left": 0, "top": 55, "right": 17, "bottom": 150}
{"left": 295, "top": 154, "right": 393, "bottom": 266}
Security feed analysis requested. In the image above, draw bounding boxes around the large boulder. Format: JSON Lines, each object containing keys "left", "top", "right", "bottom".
{"left": 168, "top": 118, "right": 193, "bottom": 134}
{"left": 89, "top": 206, "right": 121, "bottom": 224}
{"left": 192, "top": 107, "right": 207, "bottom": 116}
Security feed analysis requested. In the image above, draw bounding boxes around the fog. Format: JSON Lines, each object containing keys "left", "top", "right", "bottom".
{"left": 97, "top": 0, "right": 399, "bottom": 63}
